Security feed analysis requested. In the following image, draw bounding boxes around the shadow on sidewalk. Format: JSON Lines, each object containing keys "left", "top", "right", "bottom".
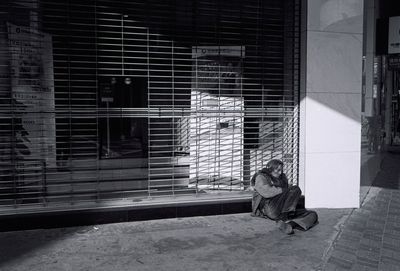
{"left": 0, "top": 226, "right": 94, "bottom": 268}
{"left": 371, "top": 153, "right": 400, "bottom": 190}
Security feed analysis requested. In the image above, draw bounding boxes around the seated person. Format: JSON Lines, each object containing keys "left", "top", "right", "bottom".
{"left": 250, "top": 159, "right": 305, "bottom": 235}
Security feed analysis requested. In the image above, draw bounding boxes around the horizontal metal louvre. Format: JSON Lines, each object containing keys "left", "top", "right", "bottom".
{"left": 0, "top": 0, "right": 300, "bottom": 214}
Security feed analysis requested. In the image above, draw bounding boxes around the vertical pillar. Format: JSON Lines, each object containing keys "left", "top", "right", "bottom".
{"left": 300, "top": 0, "right": 364, "bottom": 208}
{"left": 364, "top": 0, "right": 377, "bottom": 117}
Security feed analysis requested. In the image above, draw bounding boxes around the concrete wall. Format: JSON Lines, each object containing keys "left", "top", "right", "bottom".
{"left": 300, "top": 0, "right": 364, "bottom": 208}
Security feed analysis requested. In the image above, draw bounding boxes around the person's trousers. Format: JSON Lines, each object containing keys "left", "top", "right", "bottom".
{"left": 260, "top": 186, "right": 302, "bottom": 220}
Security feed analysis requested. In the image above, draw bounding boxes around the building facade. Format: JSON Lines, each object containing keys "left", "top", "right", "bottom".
{"left": 1, "top": 0, "right": 389, "bottom": 225}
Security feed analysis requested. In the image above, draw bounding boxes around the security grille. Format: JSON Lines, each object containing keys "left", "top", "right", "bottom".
{"left": 0, "top": 0, "right": 300, "bottom": 214}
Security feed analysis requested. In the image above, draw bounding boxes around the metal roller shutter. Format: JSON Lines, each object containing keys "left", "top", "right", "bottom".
{"left": 0, "top": 0, "right": 300, "bottom": 214}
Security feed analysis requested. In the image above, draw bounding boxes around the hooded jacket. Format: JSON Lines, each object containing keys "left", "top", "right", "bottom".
{"left": 250, "top": 168, "right": 289, "bottom": 217}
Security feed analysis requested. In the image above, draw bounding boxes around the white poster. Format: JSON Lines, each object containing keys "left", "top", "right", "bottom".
{"left": 7, "top": 22, "right": 56, "bottom": 167}
{"left": 388, "top": 16, "right": 400, "bottom": 54}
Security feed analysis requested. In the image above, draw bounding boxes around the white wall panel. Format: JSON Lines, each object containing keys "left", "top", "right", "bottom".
{"left": 301, "top": 0, "right": 364, "bottom": 208}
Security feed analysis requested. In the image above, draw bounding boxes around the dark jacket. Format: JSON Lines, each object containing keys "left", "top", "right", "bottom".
{"left": 250, "top": 169, "right": 288, "bottom": 217}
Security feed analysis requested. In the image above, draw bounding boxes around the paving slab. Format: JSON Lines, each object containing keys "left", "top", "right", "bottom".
{"left": 323, "top": 153, "right": 400, "bottom": 271}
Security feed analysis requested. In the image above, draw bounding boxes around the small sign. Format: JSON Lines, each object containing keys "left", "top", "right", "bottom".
{"left": 192, "top": 46, "right": 245, "bottom": 58}
{"left": 100, "top": 83, "right": 114, "bottom": 103}
{"left": 388, "top": 54, "right": 400, "bottom": 70}
{"left": 101, "top": 97, "right": 113, "bottom": 102}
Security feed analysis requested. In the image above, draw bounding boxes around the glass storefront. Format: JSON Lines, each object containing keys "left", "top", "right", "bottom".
{"left": 0, "top": 0, "right": 300, "bottom": 214}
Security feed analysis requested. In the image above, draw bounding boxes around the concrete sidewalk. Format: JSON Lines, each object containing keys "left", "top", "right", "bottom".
{"left": 1, "top": 153, "right": 399, "bottom": 271}
{"left": 1, "top": 208, "right": 350, "bottom": 271}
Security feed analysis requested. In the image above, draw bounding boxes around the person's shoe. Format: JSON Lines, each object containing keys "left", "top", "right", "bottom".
{"left": 277, "top": 220, "right": 294, "bottom": 235}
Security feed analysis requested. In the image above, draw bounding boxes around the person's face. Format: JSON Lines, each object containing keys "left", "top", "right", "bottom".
{"left": 271, "top": 165, "right": 282, "bottom": 178}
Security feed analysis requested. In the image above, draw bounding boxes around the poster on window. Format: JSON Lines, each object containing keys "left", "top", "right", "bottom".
{"left": 7, "top": 22, "right": 56, "bottom": 167}
{"left": 191, "top": 46, "right": 244, "bottom": 95}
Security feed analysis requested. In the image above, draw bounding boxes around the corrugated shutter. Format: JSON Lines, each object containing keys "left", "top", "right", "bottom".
{"left": 0, "top": 0, "right": 300, "bottom": 214}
